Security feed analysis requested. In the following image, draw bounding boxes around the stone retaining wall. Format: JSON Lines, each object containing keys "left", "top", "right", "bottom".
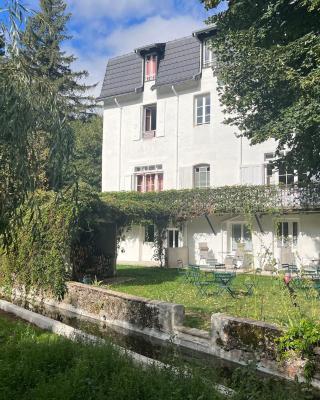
{"left": 4, "top": 282, "right": 320, "bottom": 389}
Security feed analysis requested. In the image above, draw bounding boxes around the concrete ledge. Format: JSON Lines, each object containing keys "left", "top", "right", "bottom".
{"left": 0, "top": 299, "right": 164, "bottom": 369}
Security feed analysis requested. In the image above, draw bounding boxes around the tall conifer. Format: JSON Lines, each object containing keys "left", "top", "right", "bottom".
{"left": 22, "top": 0, "right": 93, "bottom": 118}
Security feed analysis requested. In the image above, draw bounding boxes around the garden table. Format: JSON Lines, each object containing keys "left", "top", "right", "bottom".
{"left": 213, "top": 272, "right": 237, "bottom": 298}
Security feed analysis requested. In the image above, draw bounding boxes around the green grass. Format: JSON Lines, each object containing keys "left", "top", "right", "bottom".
{"left": 107, "top": 265, "right": 320, "bottom": 331}
{"left": 0, "top": 312, "right": 312, "bottom": 400}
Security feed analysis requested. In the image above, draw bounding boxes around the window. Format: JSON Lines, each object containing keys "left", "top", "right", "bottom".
{"left": 145, "top": 54, "right": 157, "bottom": 81}
{"left": 195, "top": 94, "right": 210, "bottom": 125}
{"left": 143, "top": 104, "right": 157, "bottom": 138}
{"left": 278, "top": 164, "right": 294, "bottom": 185}
{"left": 264, "top": 153, "right": 275, "bottom": 185}
{"left": 277, "top": 221, "right": 298, "bottom": 247}
{"left": 203, "top": 39, "right": 214, "bottom": 67}
{"left": 194, "top": 164, "right": 210, "bottom": 188}
{"left": 231, "top": 223, "right": 252, "bottom": 251}
{"left": 145, "top": 225, "right": 155, "bottom": 243}
{"left": 168, "top": 229, "right": 180, "bottom": 248}
{"left": 264, "top": 153, "right": 296, "bottom": 185}
{"left": 135, "top": 164, "right": 163, "bottom": 192}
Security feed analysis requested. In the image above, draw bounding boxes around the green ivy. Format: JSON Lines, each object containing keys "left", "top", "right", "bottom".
{"left": 277, "top": 319, "right": 320, "bottom": 383}
{"left": 0, "top": 185, "right": 107, "bottom": 299}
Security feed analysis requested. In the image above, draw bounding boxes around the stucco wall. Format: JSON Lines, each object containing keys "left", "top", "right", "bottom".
{"left": 102, "top": 68, "right": 281, "bottom": 192}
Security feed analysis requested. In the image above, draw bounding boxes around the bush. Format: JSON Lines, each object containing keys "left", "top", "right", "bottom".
{"left": 0, "top": 185, "right": 108, "bottom": 299}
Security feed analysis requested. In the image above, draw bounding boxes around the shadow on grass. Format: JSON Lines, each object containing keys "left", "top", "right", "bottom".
{"left": 114, "top": 266, "right": 181, "bottom": 286}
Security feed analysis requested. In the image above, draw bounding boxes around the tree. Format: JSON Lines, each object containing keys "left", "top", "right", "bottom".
{"left": 0, "top": 1, "right": 74, "bottom": 242}
{"left": 22, "top": 0, "right": 93, "bottom": 118}
{"left": 0, "top": 35, "right": 4, "bottom": 56}
{"left": 202, "top": 0, "right": 320, "bottom": 179}
{"left": 71, "top": 116, "right": 103, "bottom": 191}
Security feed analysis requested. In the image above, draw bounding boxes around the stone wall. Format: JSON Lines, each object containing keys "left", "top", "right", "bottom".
{"left": 4, "top": 283, "right": 320, "bottom": 389}
{"left": 52, "top": 282, "right": 184, "bottom": 334}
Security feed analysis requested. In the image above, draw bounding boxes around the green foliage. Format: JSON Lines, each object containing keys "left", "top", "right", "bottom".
{"left": 277, "top": 319, "right": 320, "bottom": 382}
{"left": 205, "top": 0, "right": 320, "bottom": 178}
{"left": 0, "top": 1, "right": 79, "bottom": 240}
{"left": 0, "top": 312, "right": 313, "bottom": 400}
{"left": 0, "top": 315, "right": 224, "bottom": 400}
{"left": 0, "top": 59, "right": 74, "bottom": 242}
{"left": 21, "top": 0, "right": 94, "bottom": 118}
{"left": 0, "top": 186, "right": 106, "bottom": 299}
{"left": 71, "top": 115, "right": 103, "bottom": 190}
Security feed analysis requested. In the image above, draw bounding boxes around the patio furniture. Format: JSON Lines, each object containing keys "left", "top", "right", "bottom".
{"left": 212, "top": 272, "right": 237, "bottom": 298}
{"left": 224, "top": 255, "right": 236, "bottom": 269}
{"left": 206, "top": 258, "right": 225, "bottom": 269}
{"left": 280, "top": 264, "right": 300, "bottom": 276}
{"left": 280, "top": 246, "right": 296, "bottom": 266}
{"left": 190, "top": 266, "right": 216, "bottom": 296}
{"left": 242, "top": 252, "right": 254, "bottom": 272}
{"left": 312, "top": 277, "right": 320, "bottom": 298}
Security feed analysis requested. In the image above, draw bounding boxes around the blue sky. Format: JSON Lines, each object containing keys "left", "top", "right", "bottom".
{"left": 25, "top": 0, "right": 227, "bottom": 96}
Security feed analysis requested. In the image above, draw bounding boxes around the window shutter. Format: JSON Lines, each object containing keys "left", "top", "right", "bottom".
{"left": 156, "top": 100, "right": 165, "bottom": 137}
{"left": 241, "top": 165, "right": 264, "bottom": 185}
{"left": 179, "top": 166, "right": 193, "bottom": 189}
{"left": 130, "top": 106, "right": 141, "bottom": 141}
{"left": 123, "top": 175, "right": 133, "bottom": 191}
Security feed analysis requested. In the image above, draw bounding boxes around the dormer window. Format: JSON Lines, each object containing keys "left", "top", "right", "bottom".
{"left": 203, "top": 39, "right": 214, "bottom": 67}
{"left": 145, "top": 54, "right": 157, "bottom": 81}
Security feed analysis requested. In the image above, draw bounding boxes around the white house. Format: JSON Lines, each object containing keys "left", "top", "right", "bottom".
{"left": 98, "top": 26, "right": 320, "bottom": 270}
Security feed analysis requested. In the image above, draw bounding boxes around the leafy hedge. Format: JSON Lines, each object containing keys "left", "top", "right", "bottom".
{"left": 0, "top": 185, "right": 107, "bottom": 299}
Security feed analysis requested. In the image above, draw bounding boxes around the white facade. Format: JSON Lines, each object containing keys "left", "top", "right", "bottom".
{"left": 101, "top": 35, "right": 320, "bottom": 269}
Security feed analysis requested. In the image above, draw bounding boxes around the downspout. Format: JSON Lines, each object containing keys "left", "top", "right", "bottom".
{"left": 115, "top": 97, "right": 122, "bottom": 191}
{"left": 172, "top": 85, "right": 179, "bottom": 189}
{"left": 240, "top": 135, "right": 243, "bottom": 184}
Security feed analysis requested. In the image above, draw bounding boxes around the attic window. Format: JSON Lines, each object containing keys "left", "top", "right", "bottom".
{"left": 145, "top": 54, "right": 157, "bottom": 81}
{"left": 203, "top": 39, "right": 214, "bottom": 67}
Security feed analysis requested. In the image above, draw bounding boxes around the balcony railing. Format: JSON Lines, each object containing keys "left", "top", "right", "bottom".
{"left": 276, "top": 184, "right": 320, "bottom": 210}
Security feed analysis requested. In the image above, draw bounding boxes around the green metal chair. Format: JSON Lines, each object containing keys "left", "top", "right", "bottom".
{"left": 190, "top": 266, "right": 216, "bottom": 296}
{"left": 212, "top": 272, "right": 237, "bottom": 298}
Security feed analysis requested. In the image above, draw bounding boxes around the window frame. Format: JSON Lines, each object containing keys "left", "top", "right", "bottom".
{"left": 203, "top": 39, "right": 214, "bottom": 68}
{"left": 264, "top": 152, "right": 298, "bottom": 185}
{"left": 143, "top": 103, "right": 157, "bottom": 138}
{"left": 276, "top": 220, "right": 299, "bottom": 248}
{"left": 145, "top": 225, "right": 155, "bottom": 243}
{"left": 230, "top": 222, "right": 252, "bottom": 252}
{"left": 195, "top": 94, "right": 211, "bottom": 126}
{"left": 193, "top": 164, "right": 210, "bottom": 189}
{"left": 145, "top": 53, "right": 158, "bottom": 82}
{"left": 134, "top": 165, "right": 163, "bottom": 193}
{"left": 167, "top": 228, "right": 180, "bottom": 248}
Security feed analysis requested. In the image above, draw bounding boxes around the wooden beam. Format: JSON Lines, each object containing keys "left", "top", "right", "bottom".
{"left": 254, "top": 213, "right": 264, "bottom": 234}
{"left": 205, "top": 215, "right": 216, "bottom": 235}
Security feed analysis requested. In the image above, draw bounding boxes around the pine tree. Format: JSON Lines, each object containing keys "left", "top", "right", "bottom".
{"left": 0, "top": 35, "right": 5, "bottom": 57}
{"left": 22, "top": 0, "right": 94, "bottom": 118}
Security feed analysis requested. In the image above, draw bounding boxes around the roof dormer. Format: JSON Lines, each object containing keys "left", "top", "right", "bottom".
{"left": 134, "top": 43, "right": 165, "bottom": 83}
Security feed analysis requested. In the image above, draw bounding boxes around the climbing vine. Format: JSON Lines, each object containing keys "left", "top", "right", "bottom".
{"left": 100, "top": 184, "right": 317, "bottom": 267}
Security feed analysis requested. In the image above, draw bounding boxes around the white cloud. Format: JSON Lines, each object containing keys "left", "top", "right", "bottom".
{"left": 67, "top": 0, "right": 175, "bottom": 20}
{"left": 103, "top": 15, "right": 203, "bottom": 56}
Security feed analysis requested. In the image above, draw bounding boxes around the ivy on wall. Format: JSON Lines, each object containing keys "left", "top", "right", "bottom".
{"left": 0, "top": 185, "right": 108, "bottom": 299}
{"left": 1, "top": 184, "right": 318, "bottom": 297}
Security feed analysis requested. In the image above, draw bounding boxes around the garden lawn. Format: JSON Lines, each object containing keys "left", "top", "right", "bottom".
{"left": 0, "top": 311, "right": 312, "bottom": 400}
{"left": 109, "top": 265, "right": 320, "bottom": 331}
{"left": 0, "top": 311, "right": 224, "bottom": 400}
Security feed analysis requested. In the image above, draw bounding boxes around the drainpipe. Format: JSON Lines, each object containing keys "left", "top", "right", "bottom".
{"left": 240, "top": 135, "right": 243, "bottom": 184}
{"left": 114, "top": 97, "right": 122, "bottom": 191}
{"left": 171, "top": 85, "right": 179, "bottom": 189}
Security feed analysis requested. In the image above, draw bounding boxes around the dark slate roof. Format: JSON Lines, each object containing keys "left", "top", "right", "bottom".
{"left": 99, "top": 52, "right": 143, "bottom": 100}
{"left": 152, "top": 36, "right": 201, "bottom": 89}
{"left": 98, "top": 35, "right": 202, "bottom": 100}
